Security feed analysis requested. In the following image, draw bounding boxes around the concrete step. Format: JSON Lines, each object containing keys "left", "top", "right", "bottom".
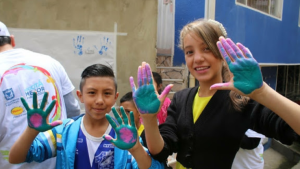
{"left": 271, "top": 140, "right": 300, "bottom": 163}
{"left": 264, "top": 148, "right": 297, "bottom": 169}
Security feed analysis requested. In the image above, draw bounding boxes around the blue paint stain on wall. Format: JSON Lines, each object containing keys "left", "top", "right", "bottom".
{"left": 173, "top": 0, "right": 206, "bottom": 66}
{"left": 94, "top": 37, "right": 111, "bottom": 56}
{"left": 215, "top": 0, "right": 300, "bottom": 64}
{"left": 73, "top": 35, "right": 84, "bottom": 55}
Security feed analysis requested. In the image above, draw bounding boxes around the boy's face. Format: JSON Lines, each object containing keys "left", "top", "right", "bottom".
{"left": 120, "top": 101, "right": 140, "bottom": 127}
{"left": 77, "top": 77, "right": 118, "bottom": 120}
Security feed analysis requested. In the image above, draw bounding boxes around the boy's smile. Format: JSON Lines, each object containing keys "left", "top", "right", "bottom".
{"left": 77, "top": 76, "right": 118, "bottom": 120}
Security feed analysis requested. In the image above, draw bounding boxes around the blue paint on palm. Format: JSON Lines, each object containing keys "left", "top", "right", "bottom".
{"left": 217, "top": 38, "right": 263, "bottom": 94}
{"left": 133, "top": 84, "right": 160, "bottom": 114}
{"left": 228, "top": 59, "right": 263, "bottom": 94}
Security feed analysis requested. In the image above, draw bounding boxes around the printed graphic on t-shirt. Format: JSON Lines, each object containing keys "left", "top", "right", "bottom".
{"left": 2, "top": 88, "right": 14, "bottom": 100}
{"left": 0, "top": 63, "right": 62, "bottom": 122}
{"left": 24, "top": 80, "right": 45, "bottom": 99}
{"left": 95, "top": 150, "right": 114, "bottom": 168}
{"left": 75, "top": 128, "right": 115, "bottom": 169}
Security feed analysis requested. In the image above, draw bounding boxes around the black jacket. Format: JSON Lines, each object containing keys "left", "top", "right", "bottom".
{"left": 152, "top": 87, "right": 297, "bottom": 168}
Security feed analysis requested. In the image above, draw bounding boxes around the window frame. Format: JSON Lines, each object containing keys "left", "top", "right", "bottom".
{"left": 236, "top": 0, "right": 284, "bottom": 20}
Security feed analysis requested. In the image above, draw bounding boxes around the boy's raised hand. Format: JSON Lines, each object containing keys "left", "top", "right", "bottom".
{"left": 130, "top": 62, "right": 173, "bottom": 115}
{"left": 103, "top": 107, "right": 137, "bottom": 150}
{"left": 210, "top": 37, "right": 263, "bottom": 96}
{"left": 21, "top": 92, "right": 62, "bottom": 132}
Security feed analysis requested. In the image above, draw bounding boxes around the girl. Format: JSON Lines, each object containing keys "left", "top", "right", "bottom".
{"left": 129, "top": 19, "right": 300, "bottom": 168}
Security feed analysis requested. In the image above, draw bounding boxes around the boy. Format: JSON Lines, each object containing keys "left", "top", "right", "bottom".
{"left": 120, "top": 92, "right": 144, "bottom": 136}
{"left": 9, "top": 64, "right": 163, "bottom": 169}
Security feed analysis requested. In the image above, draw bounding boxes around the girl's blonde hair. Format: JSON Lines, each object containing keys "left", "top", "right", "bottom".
{"left": 179, "top": 19, "right": 249, "bottom": 111}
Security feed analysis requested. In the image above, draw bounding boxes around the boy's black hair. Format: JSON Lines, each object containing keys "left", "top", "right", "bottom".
{"left": 0, "top": 36, "right": 11, "bottom": 46}
{"left": 120, "top": 91, "right": 133, "bottom": 103}
{"left": 152, "top": 72, "right": 162, "bottom": 94}
{"left": 152, "top": 72, "right": 162, "bottom": 85}
{"left": 79, "top": 64, "right": 117, "bottom": 92}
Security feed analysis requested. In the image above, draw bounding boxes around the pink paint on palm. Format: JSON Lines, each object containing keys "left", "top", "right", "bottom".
{"left": 50, "top": 121, "right": 62, "bottom": 127}
{"left": 131, "top": 138, "right": 137, "bottom": 143}
{"left": 142, "top": 66, "right": 147, "bottom": 84}
{"left": 120, "top": 128, "right": 134, "bottom": 143}
{"left": 129, "top": 77, "right": 136, "bottom": 92}
{"left": 30, "top": 114, "right": 42, "bottom": 128}
{"left": 210, "top": 82, "right": 230, "bottom": 89}
{"left": 138, "top": 66, "right": 142, "bottom": 86}
{"left": 104, "top": 135, "right": 112, "bottom": 141}
{"left": 145, "top": 64, "right": 152, "bottom": 83}
{"left": 159, "top": 84, "right": 172, "bottom": 99}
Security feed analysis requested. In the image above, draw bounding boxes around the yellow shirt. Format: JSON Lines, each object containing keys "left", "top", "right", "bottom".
{"left": 138, "top": 124, "right": 144, "bottom": 136}
{"left": 176, "top": 87, "right": 212, "bottom": 168}
{"left": 192, "top": 90, "right": 212, "bottom": 123}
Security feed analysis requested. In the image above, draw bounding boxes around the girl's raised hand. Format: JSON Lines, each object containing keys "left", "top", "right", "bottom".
{"left": 210, "top": 37, "right": 263, "bottom": 95}
{"left": 130, "top": 62, "right": 173, "bottom": 115}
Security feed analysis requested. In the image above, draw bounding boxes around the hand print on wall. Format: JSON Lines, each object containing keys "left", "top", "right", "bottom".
{"left": 94, "top": 37, "right": 111, "bottom": 56}
{"left": 73, "top": 35, "right": 85, "bottom": 55}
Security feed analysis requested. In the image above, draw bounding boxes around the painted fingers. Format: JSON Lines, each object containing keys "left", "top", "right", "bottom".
{"left": 212, "top": 37, "right": 263, "bottom": 95}
{"left": 104, "top": 106, "right": 138, "bottom": 150}
{"left": 21, "top": 91, "right": 61, "bottom": 132}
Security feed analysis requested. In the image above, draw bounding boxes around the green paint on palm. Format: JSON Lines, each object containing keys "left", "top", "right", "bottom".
{"left": 21, "top": 92, "right": 59, "bottom": 132}
{"left": 104, "top": 107, "right": 138, "bottom": 150}
{"left": 133, "top": 85, "right": 160, "bottom": 114}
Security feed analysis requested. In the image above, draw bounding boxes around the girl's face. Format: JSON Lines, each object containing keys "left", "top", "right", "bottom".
{"left": 183, "top": 33, "right": 223, "bottom": 84}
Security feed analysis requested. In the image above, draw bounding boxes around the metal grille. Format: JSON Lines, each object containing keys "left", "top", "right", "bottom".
{"left": 236, "top": 0, "right": 283, "bottom": 18}
{"left": 277, "top": 65, "right": 300, "bottom": 102}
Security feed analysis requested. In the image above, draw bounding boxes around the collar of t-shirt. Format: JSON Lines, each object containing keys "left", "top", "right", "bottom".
{"left": 80, "top": 116, "right": 113, "bottom": 166}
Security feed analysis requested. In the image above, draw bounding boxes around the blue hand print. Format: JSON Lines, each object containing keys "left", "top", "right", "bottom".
{"left": 73, "top": 35, "right": 84, "bottom": 55}
{"left": 94, "top": 37, "right": 111, "bottom": 56}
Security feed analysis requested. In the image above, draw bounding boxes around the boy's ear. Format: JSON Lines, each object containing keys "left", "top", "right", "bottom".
{"left": 76, "top": 90, "right": 84, "bottom": 103}
{"left": 115, "top": 92, "right": 119, "bottom": 100}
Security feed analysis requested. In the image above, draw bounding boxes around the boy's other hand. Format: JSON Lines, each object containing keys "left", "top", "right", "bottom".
{"left": 130, "top": 62, "right": 173, "bottom": 115}
{"left": 21, "top": 92, "right": 62, "bottom": 132}
{"left": 103, "top": 106, "right": 138, "bottom": 150}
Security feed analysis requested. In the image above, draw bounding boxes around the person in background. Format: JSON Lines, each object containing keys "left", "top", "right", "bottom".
{"left": 120, "top": 91, "right": 144, "bottom": 136}
{"left": 0, "top": 21, "right": 80, "bottom": 169}
{"left": 152, "top": 72, "right": 171, "bottom": 125}
{"left": 232, "top": 129, "right": 265, "bottom": 169}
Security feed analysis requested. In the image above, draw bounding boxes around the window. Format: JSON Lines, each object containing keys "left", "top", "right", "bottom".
{"left": 277, "top": 65, "right": 300, "bottom": 102}
{"left": 236, "top": 0, "right": 283, "bottom": 19}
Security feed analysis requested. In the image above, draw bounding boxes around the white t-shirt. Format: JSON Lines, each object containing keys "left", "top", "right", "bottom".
{"left": 232, "top": 129, "right": 266, "bottom": 169}
{"left": 0, "top": 48, "right": 74, "bottom": 169}
{"left": 79, "top": 117, "right": 113, "bottom": 166}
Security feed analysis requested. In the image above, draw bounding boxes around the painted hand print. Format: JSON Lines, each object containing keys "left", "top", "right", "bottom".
{"left": 210, "top": 37, "right": 263, "bottom": 95}
{"left": 130, "top": 62, "right": 172, "bottom": 114}
{"left": 21, "top": 92, "right": 62, "bottom": 132}
{"left": 73, "top": 35, "right": 85, "bottom": 55}
{"left": 94, "top": 36, "right": 111, "bottom": 56}
{"left": 103, "top": 107, "right": 137, "bottom": 150}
